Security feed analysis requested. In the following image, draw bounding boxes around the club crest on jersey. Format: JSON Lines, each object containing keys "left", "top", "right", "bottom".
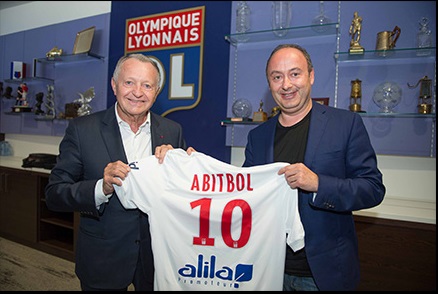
{"left": 125, "top": 6, "right": 205, "bottom": 116}
{"left": 128, "top": 162, "right": 139, "bottom": 170}
{"left": 177, "top": 254, "right": 253, "bottom": 289}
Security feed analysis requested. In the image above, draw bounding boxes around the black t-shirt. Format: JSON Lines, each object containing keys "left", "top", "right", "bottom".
{"left": 274, "top": 111, "right": 312, "bottom": 277}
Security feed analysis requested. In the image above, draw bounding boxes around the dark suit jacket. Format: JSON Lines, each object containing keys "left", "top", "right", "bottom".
{"left": 45, "top": 104, "right": 186, "bottom": 289}
{"left": 243, "top": 101, "right": 385, "bottom": 291}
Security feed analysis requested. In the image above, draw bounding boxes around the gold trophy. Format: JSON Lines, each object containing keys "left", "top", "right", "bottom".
{"left": 348, "top": 11, "right": 364, "bottom": 54}
{"left": 253, "top": 100, "right": 268, "bottom": 122}
{"left": 375, "top": 26, "right": 401, "bottom": 56}
{"left": 408, "top": 76, "right": 433, "bottom": 114}
{"left": 349, "top": 79, "right": 363, "bottom": 112}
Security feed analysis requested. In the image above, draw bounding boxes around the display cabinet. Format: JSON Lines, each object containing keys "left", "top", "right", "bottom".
{"left": 1, "top": 52, "right": 105, "bottom": 137}
{"left": 223, "top": 18, "right": 436, "bottom": 157}
{"left": 334, "top": 47, "right": 436, "bottom": 157}
{"left": 0, "top": 162, "right": 77, "bottom": 262}
{"left": 0, "top": 166, "right": 38, "bottom": 243}
{"left": 38, "top": 174, "right": 78, "bottom": 261}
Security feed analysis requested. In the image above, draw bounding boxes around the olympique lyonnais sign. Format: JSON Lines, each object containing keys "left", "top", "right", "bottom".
{"left": 126, "top": 7, "right": 203, "bottom": 52}
{"left": 124, "top": 6, "right": 205, "bottom": 116}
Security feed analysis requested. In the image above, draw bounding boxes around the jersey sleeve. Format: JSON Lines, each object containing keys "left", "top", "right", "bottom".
{"left": 113, "top": 175, "right": 138, "bottom": 209}
{"left": 113, "top": 154, "right": 164, "bottom": 213}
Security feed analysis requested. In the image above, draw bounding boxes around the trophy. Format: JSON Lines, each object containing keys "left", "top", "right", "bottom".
{"left": 375, "top": 26, "right": 401, "bottom": 56}
{"left": 253, "top": 100, "right": 268, "bottom": 122}
{"left": 373, "top": 81, "right": 402, "bottom": 113}
{"left": 34, "top": 92, "right": 45, "bottom": 115}
{"left": 46, "top": 46, "right": 63, "bottom": 60}
{"left": 12, "top": 83, "right": 32, "bottom": 113}
{"left": 35, "top": 84, "right": 56, "bottom": 120}
{"left": 74, "top": 87, "right": 95, "bottom": 116}
{"left": 231, "top": 98, "right": 252, "bottom": 121}
{"left": 408, "top": 76, "right": 432, "bottom": 114}
{"left": 45, "top": 84, "right": 56, "bottom": 119}
{"left": 270, "top": 106, "right": 281, "bottom": 118}
{"left": 349, "top": 79, "right": 363, "bottom": 112}
{"left": 348, "top": 11, "right": 364, "bottom": 54}
{"left": 416, "top": 17, "right": 432, "bottom": 56}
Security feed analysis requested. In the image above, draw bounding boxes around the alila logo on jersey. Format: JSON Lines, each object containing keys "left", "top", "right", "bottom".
{"left": 177, "top": 254, "right": 253, "bottom": 289}
{"left": 125, "top": 6, "right": 205, "bottom": 116}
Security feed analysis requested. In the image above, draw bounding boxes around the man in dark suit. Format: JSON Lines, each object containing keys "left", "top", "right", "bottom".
{"left": 45, "top": 54, "right": 189, "bottom": 291}
{"left": 242, "top": 44, "right": 385, "bottom": 291}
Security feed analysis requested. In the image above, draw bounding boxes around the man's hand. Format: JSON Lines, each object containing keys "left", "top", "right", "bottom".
{"left": 102, "top": 160, "right": 131, "bottom": 195}
{"left": 155, "top": 145, "right": 197, "bottom": 163}
{"left": 278, "top": 163, "right": 319, "bottom": 192}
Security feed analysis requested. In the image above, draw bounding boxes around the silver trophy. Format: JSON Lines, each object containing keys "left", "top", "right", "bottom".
{"left": 74, "top": 87, "right": 95, "bottom": 116}
{"left": 45, "top": 84, "right": 56, "bottom": 119}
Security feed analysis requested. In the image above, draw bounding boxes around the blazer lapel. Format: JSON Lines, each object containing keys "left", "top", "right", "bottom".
{"left": 305, "top": 103, "right": 328, "bottom": 167}
{"left": 101, "top": 105, "right": 128, "bottom": 163}
{"left": 150, "top": 112, "right": 165, "bottom": 150}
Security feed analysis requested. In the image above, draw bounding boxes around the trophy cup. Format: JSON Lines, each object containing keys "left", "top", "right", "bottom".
{"left": 348, "top": 11, "right": 364, "bottom": 54}
{"left": 408, "top": 76, "right": 432, "bottom": 114}
{"left": 253, "top": 100, "right": 268, "bottom": 122}
{"left": 349, "top": 79, "right": 363, "bottom": 112}
{"left": 375, "top": 26, "right": 401, "bottom": 57}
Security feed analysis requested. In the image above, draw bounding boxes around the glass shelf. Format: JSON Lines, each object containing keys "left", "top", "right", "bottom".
{"left": 334, "top": 47, "right": 436, "bottom": 62}
{"left": 358, "top": 112, "right": 435, "bottom": 118}
{"left": 222, "top": 112, "right": 435, "bottom": 126}
{"left": 3, "top": 111, "right": 71, "bottom": 121}
{"left": 36, "top": 52, "right": 104, "bottom": 63}
{"left": 221, "top": 119, "right": 263, "bottom": 126}
{"left": 34, "top": 115, "right": 56, "bottom": 121}
{"left": 4, "top": 76, "right": 54, "bottom": 83}
{"left": 4, "top": 111, "right": 33, "bottom": 115}
{"left": 225, "top": 23, "right": 339, "bottom": 46}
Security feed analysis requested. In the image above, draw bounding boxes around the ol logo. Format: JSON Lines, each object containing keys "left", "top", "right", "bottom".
{"left": 125, "top": 6, "right": 205, "bottom": 116}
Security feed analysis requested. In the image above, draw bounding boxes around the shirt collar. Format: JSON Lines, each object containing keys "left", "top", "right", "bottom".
{"left": 115, "top": 102, "right": 150, "bottom": 129}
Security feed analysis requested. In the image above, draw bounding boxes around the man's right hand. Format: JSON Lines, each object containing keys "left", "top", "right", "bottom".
{"left": 102, "top": 160, "right": 131, "bottom": 195}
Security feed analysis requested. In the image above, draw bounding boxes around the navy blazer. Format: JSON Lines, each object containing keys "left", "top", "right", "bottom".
{"left": 243, "top": 101, "right": 385, "bottom": 291}
{"left": 45, "top": 104, "right": 186, "bottom": 289}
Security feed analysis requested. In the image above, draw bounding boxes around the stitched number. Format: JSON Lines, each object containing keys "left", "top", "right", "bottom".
{"left": 191, "top": 198, "right": 252, "bottom": 248}
{"left": 191, "top": 198, "right": 215, "bottom": 246}
{"left": 222, "top": 199, "right": 252, "bottom": 248}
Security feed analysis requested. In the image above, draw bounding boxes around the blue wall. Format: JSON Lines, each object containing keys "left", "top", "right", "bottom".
{"left": 225, "top": 1, "right": 436, "bottom": 157}
{"left": 0, "top": 14, "right": 110, "bottom": 137}
{"left": 1, "top": 1, "right": 436, "bottom": 159}
{"left": 108, "top": 1, "right": 232, "bottom": 162}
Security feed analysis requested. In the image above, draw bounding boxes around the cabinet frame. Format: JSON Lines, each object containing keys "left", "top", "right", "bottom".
{"left": 334, "top": 47, "right": 436, "bottom": 157}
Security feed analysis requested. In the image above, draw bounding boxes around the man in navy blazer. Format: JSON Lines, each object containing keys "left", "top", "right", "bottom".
{"left": 243, "top": 44, "right": 385, "bottom": 291}
{"left": 45, "top": 54, "right": 187, "bottom": 291}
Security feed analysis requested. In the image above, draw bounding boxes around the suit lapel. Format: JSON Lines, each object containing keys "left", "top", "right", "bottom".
{"left": 305, "top": 103, "right": 328, "bottom": 167}
{"left": 101, "top": 105, "right": 128, "bottom": 163}
{"left": 150, "top": 112, "right": 164, "bottom": 151}
{"left": 265, "top": 117, "right": 277, "bottom": 162}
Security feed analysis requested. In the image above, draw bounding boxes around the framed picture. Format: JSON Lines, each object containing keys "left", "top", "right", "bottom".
{"left": 312, "top": 97, "right": 329, "bottom": 106}
{"left": 73, "top": 26, "right": 95, "bottom": 54}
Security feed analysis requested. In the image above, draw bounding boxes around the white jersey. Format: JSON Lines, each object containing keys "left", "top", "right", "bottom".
{"left": 114, "top": 149, "right": 304, "bottom": 291}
